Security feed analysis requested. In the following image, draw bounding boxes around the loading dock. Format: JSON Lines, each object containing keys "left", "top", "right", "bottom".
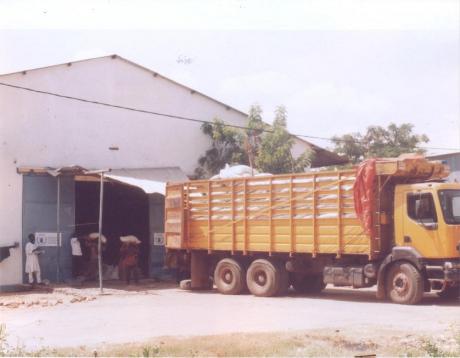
{"left": 18, "top": 166, "right": 188, "bottom": 284}
{"left": 75, "top": 180, "right": 150, "bottom": 276}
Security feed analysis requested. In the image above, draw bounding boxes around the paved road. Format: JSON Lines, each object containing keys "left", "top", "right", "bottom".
{"left": 1, "top": 284, "right": 459, "bottom": 350}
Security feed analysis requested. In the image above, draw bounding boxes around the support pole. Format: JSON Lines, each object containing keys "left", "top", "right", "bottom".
{"left": 98, "top": 173, "right": 105, "bottom": 294}
{"left": 56, "top": 175, "right": 61, "bottom": 283}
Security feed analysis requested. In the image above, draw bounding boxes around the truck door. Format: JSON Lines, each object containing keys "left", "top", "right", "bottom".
{"left": 402, "top": 191, "right": 440, "bottom": 258}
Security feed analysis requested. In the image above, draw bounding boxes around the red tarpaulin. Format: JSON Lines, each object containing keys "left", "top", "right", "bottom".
{"left": 353, "top": 159, "right": 376, "bottom": 235}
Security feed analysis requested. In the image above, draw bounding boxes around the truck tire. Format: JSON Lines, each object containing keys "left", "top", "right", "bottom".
{"left": 291, "top": 274, "right": 325, "bottom": 294}
{"left": 214, "top": 258, "right": 246, "bottom": 295}
{"left": 386, "top": 262, "right": 424, "bottom": 305}
{"left": 247, "top": 259, "right": 281, "bottom": 297}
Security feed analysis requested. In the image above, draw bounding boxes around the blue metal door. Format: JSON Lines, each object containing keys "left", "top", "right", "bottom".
{"left": 22, "top": 175, "right": 75, "bottom": 283}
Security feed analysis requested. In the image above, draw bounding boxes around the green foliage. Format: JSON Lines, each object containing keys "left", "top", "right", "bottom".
{"left": 194, "top": 119, "right": 249, "bottom": 179}
{"left": 421, "top": 338, "right": 457, "bottom": 357}
{"left": 0, "top": 324, "right": 6, "bottom": 356}
{"left": 332, "top": 123, "right": 429, "bottom": 164}
{"left": 331, "top": 132, "right": 366, "bottom": 165}
{"left": 245, "top": 104, "right": 266, "bottom": 169}
{"left": 256, "top": 106, "right": 314, "bottom": 174}
{"left": 141, "top": 345, "right": 160, "bottom": 357}
{"left": 195, "top": 105, "right": 315, "bottom": 178}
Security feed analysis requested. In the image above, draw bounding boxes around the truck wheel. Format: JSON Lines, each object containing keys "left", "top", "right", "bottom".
{"left": 291, "top": 274, "right": 325, "bottom": 294}
{"left": 247, "top": 259, "right": 280, "bottom": 297}
{"left": 386, "top": 262, "right": 424, "bottom": 305}
{"left": 214, "top": 258, "right": 246, "bottom": 295}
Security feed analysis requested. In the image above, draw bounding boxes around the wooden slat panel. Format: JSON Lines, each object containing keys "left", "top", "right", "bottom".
{"left": 167, "top": 168, "right": 373, "bottom": 258}
{"left": 165, "top": 184, "right": 184, "bottom": 249}
{"left": 337, "top": 172, "right": 342, "bottom": 257}
{"left": 185, "top": 182, "right": 190, "bottom": 250}
{"left": 269, "top": 177, "right": 273, "bottom": 255}
{"left": 207, "top": 181, "right": 212, "bottom": 252}
{"left": 243, "top": 180, "right": 248, "bottom": 254}
{"left": 231, "top": 179, "right": 236, "bottom": 254}
{"left": 289, "top": 177, "right": 294, "bottom": 254}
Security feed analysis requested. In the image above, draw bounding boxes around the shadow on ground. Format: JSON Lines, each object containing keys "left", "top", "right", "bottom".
{"left": 182, "top": 285, "right": 460, "bottom": 307}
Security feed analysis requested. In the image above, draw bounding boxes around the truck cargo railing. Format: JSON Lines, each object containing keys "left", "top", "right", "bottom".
{"left": 166, "top": 170, "right": 375, "bottom": 259}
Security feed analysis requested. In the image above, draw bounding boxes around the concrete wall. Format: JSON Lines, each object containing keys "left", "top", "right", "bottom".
{"left": 0, "top": 56, "right": 252, "bottom": 174}
{"left": 0, "top": 154, "right": 22, "bottom": 286}
{"left": 0, "top": 55, "right": 313, "bottom": 286}
{"left": 428, "top": 153, "right": 460, "bottom": 182}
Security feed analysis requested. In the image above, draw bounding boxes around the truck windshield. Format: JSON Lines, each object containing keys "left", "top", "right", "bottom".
{"left": 438, "top": 190, "right": 460, "bottom": 225}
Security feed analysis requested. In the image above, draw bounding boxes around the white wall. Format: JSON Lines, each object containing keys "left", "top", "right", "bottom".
{"left": 0, "top": 56, "right": 312, "bottom": 286}
{"left": 0, "top": 56, "right": 252, "bottom": 174}
{"left": 0, "top": 152, "right": 22, "bottom": 286}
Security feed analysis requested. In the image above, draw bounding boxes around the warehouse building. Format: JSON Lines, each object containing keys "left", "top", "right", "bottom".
{"left": 0, "top": 54, "right": 345, "bottom": 290}
{"left": 428, "top": 152, "right": 460, "bottom": 182}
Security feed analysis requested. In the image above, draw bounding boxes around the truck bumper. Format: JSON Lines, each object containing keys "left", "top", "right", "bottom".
{"left": 444, "top": 263, "right": 460, "bottom": 284}
{"left": 425, "top": 260, "right": 460, "bottom": 291}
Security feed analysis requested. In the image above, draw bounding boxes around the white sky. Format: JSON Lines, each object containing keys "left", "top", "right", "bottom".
{"left": 0, "top": 0, "right": 459, "bottom": 154}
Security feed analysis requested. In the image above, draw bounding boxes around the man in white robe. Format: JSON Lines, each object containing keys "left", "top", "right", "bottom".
{"left": 25, "top": 233, "right": 42, "bottom": 285}
{"left": 70, "top": 235, "right": 83, "bottom": 278}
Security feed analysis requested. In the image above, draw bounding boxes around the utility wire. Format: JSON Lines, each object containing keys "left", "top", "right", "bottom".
{"left": 0, "top": 81, "right": 458, "bottom": 152}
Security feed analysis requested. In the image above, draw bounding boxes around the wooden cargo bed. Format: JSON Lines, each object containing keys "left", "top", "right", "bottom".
{"left": 165, "top": 170, "right": 378, "bottom": 259}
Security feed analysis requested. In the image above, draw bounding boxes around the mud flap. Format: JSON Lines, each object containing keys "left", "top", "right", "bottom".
{"left": 191, "top": 251, "right": 211, "bottom": 290}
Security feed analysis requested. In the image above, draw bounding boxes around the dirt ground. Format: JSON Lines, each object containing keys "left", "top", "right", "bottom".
{"left": 1, "top": 280, "right": 459, "bottom": 356}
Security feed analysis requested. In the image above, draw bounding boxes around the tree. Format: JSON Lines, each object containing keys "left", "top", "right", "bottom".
{"left": 331, "top": 132, "right": 366, "bottom": 164}
{"left": 194, "top": 119, "right": 248, "bottom": 178}
{"left": 332, "top": 123, "right": 429, "bottom": 164}
{"left": 245, "top": 104, "right": 265, "bottom": 170}
{"left": 195, "top": 105, "right": 315, "bottom": 178}
{"left": 256, "top": 106, "right": 314, "bottom": 174}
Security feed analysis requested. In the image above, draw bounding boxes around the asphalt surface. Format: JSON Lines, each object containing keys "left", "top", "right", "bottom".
{"left": 1, "top": 283, "right": 459, "bottom": 350}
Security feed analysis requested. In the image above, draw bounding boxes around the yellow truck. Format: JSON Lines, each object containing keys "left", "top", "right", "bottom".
{"left": 165, "top": 156, "right": 460, "bottom": 304}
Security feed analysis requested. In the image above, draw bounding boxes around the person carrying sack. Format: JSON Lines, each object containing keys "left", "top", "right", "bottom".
{"left": 119, "top": 236, "right": 141, "bottom": 285}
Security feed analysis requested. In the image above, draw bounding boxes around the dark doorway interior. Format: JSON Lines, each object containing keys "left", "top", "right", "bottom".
{"left": 75, "top": 181, "right": 150, "bottom": 276}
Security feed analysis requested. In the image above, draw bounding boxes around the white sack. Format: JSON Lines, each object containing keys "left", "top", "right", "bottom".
{"left": 89, "top": 233, "right": 107, "bottom": 243}
{"left": 120, "top": 235, "right": 141, "bottom": 244}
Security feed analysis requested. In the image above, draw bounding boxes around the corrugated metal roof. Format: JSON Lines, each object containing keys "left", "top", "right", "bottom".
{"left": 427, "top": 152, "right": 460, "bottom": 159}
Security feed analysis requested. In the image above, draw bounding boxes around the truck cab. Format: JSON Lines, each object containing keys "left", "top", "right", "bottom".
{"left": 391, "top": 182, "right": 460, "bottom": 298}
{"left": 394, "top": 182, "right": 460, "bottom": 259}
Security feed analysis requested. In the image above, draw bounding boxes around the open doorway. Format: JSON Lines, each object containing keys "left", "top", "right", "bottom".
{"left": 75, "top": 180, "right": 150, "bottom": 277}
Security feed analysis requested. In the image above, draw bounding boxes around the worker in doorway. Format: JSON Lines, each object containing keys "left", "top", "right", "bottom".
{"left": 70, "top": 233, "right": 83, "bottom": 278}
{"left": 25, "top": 233, "right": 43, "bottom": 286}
{"left": 165, "top": 251, "right": 190, "bottom": 283}
{"left": 83, "top": 233, "right": 106, "bottom": 280}
{"left": 119, "top": 236, "right": 141, "bottom": 285}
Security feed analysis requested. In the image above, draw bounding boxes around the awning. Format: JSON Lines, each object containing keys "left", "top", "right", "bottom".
{"left": 105, "top": 167, "right": 189, "bottom": 195}
{"left": 46, "top": 165, "right": 88, "bottom": 177}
